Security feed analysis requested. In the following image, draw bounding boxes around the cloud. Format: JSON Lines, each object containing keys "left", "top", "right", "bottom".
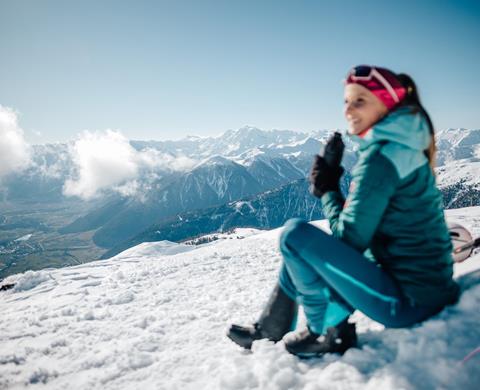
{"left": 137, "top": 148, "right": 198, "bottom": 171}
{"left": 63, "top": 130, "right": 139, "bottom": 199}
{"left": 0, "top": 105, "right": 31, "bottom": 177}
{"left": 63, "top": 130, "right": 199, "bottom": 200}
{"left": 34, "top": 154, "right": 69, "bottom": 179}
{"left": 114, "top": 180, "right": 140, "bottom": 198}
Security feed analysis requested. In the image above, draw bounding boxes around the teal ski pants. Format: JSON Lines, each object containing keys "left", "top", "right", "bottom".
{"left": 278, "top": 218, "right": 443, "bottom": 334}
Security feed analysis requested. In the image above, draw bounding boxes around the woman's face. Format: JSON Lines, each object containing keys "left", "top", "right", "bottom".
{"left": 344, "top": 83, "right": 388, "bottom": 135}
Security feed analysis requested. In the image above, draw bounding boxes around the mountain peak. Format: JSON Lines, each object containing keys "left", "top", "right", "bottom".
{"left": 238, "top": 125, "right": 263, "bottom": 132}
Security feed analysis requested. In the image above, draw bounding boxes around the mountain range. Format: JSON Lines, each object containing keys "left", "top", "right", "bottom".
{"left": 58, "top": 128, "right": 351, "bottom": 249}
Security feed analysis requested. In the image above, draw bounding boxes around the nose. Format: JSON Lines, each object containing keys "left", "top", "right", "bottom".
{"left": 344, "top": 102, "right": 354, "bottom": 117}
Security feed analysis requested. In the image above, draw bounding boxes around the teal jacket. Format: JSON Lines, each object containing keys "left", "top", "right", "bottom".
{"left": 321, "top": 108, "right": 460, "bottom": 307}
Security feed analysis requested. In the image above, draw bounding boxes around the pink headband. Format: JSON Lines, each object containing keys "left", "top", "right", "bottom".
{"left": 346, "top": 65, "right": 406, "bottom": 110}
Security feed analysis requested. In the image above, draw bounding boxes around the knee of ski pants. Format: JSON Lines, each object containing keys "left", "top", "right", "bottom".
{"left": 280, "top": 218, "right": 312, "bottom": 252}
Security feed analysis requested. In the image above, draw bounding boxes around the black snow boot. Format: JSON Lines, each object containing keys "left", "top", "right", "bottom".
{"left": 284, "top": 318, "right": 357, "bottom": 358}
{"left": 227, "top": 283, "right": 297, "bottom": 349}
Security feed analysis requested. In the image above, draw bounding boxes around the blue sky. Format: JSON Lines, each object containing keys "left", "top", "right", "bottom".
{"left": 1, "top": 0, "right": 479, "bottom": 143}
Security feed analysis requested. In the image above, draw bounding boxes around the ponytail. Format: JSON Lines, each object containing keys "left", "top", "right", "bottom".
{"left": 396, "top": 73, "right": 437, "bottom": 173}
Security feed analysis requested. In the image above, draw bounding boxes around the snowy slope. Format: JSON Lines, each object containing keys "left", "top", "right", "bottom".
{"left": 1, "top": 209, "right": 480, "bottom": 389}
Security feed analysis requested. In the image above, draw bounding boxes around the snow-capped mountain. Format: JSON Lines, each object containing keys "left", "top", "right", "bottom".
{"left": 56, "top": 129, "right": 341, "bottom": 250}
{"left": 7, "top": 125, "right": 479, "bottom": 207}
{"left": 131, "top": 126, "right": 326, "bottom": 160}
{"left": 5, "top": 125, "right": 477, "bottom": 205}
{"left": 1, "top": 207, "right": 479, "bottom": 389}
{"left": 0, "top": 127, "right": 332, "bottom": 209}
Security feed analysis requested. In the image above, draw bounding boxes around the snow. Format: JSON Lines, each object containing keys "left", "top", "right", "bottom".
{"left": 116, "top": 240, "right": 195, "bottom": 258}
{"left": 234, "top": 201, "right": 256, "bottom": 214}
{"left": 182, "top": 228, "right": 264, "bottom": 247}
{"left": 12, "top": 270, "right": 52, "bottom": 292}
{"left": 0, "top": 209, "right": 479, "bottom": 389}
{"left": 14, "top": 234, "right": 33, "bottom": 242}
{"left": 276, "top": 136, "right": 317, "bottom": 149}
{"left": 194, "top": 155, "right": 238, "bottom": 169}
{"left": 437, "top": 128, "right": 480, "bottom": 150}
{"left": 235, "top": 148, "right": 265, "bottom": 165}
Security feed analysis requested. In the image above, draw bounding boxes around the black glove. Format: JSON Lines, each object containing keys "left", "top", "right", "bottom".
{"left": 323, "top": 132, "right": 344, "bottom": 167}
{"left": 309, "top": 132, "right": 345, "bottom": 198}
{"left": 309, "top": 155, "right": 344, "bottom": 198}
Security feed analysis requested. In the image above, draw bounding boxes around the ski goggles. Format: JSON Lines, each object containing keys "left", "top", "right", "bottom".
{"left": 347, "top": 65, "right": 401, "bottom": 104}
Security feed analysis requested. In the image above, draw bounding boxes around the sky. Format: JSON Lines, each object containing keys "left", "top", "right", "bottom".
{"left": 0, "top": 0, "right": 479, "bottom": 143}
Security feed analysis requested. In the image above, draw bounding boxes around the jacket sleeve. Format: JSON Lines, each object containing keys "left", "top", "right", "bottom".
{"left": 320, "top": 149, "right": 400, "bottom": 252}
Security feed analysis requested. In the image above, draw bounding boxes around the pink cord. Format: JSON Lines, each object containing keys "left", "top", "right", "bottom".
{"left": 462, "top": 346, "right": 480, "bottom": 364}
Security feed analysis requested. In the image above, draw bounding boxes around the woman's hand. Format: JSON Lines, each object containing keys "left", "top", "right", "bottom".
{"left": 309, "top": 155, "right": 344, "bottom": 198}
{"left": 323, "top": 132, "right": 345, "bottom": 167}
{"left": 309, "top": 132, "right": 345, "bottom": 198}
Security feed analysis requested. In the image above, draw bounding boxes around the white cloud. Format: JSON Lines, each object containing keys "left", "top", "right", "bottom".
{"left": 137, "top": 148, "right": 198, "bottom": 171}
{"left": 114, "top": 180, "right": 140, "bottom": 198}
{"left": 63, "top": 130, "right": 139, "bottom": 199}
{"left": 0, "top": 105, "right": 31, "bottom": 177}
{"left": 63, "top": 130, "right": 199, "bottom": 200}
{"left": 35, "top": 155, "right": 68, "bottom": 179}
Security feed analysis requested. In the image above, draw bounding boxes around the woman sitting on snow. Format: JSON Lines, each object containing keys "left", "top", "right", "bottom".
{"left": 227, "top": 65, "right": 460, "bottom": 358}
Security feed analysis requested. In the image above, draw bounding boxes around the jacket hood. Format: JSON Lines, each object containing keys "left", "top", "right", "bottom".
{"left": 350, "top": 107, "right": 431, "bottom": 152}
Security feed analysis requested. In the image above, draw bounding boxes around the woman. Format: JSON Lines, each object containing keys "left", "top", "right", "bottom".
{"left": 227, "top": 65, "right": 460, "bottom": 358}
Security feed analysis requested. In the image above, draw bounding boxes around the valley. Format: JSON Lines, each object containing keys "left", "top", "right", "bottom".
{"left": 0, "top": 200, "right": 104, "bottom": 279}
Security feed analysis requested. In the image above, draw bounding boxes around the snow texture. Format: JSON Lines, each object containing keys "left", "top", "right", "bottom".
{"left": 0, "top": 208, "right": 480, "bottom": 389}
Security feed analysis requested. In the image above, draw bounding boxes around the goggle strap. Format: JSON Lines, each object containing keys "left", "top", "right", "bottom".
{"left": 371, "top": 68, "right": 400, "bottom": 103}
